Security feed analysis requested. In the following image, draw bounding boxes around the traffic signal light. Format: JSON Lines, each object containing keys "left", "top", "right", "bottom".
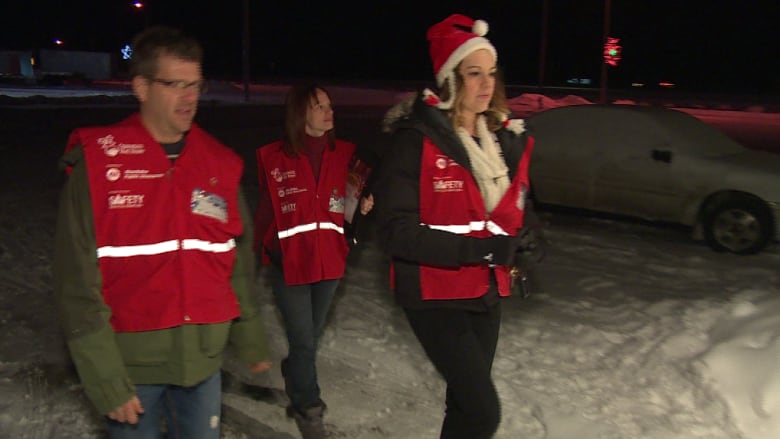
{"left": 603, "top": 37, "right": 622, "bottom": 66}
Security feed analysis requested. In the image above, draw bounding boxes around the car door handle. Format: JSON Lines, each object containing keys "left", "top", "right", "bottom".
{"left": 651, "top": 150, "right": 672, "bottom": 163}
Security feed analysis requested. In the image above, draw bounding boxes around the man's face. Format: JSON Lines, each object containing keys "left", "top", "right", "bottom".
{"left": 132, "top": 54, "right": 203, "bottom": 143}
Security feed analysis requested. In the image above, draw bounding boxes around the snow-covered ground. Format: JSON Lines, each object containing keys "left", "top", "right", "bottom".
{"left": 2, "top": 83, "right": 780, "bottom": 438}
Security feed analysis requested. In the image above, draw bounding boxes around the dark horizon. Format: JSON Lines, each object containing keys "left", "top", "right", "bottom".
{"left": 2, "top": 1, "right": 778, "bottom": 94}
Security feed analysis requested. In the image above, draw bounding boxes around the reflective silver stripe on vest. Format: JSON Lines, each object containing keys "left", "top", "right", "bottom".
{"left": 97, "top": 238, "right": 235, "bottom": 258}
{"left": 318, "top": 222, "right": 344, "bottom": 234}
{"left": 424, "top": 220, "right": 508, "bottom": 236}
{"left": 425, "top": 221, "right": 485, "bottom": 234}
{"left": 277, "top": 222, "right": 344, "bottom": 239}
{"left": 181, "top": 238, "right": 236, "bottom": 253}
{"left": 485, "top": 221, "right": 509, "bottom": 236}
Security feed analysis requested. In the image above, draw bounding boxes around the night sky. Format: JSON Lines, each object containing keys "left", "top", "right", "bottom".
{"left": 2, "top": 1, "right": 778, "bottom": 94}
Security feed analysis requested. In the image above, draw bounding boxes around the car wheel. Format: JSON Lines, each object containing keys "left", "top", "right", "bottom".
{"left": 702, "top": 193, "right": 773, "bottom": 255}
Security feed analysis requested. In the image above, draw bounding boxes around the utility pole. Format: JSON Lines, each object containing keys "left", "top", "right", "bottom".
{"left": 599, "top": 0, "right": 612, "bottom": 104}
{"left": 538, "top": 0, "right": 549, "bottom": 89}
{"left": 242, "top": 0, "right": 250, "bottom": 102}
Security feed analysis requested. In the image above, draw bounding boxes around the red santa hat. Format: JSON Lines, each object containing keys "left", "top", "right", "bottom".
{"left": 426, "top": 14, "right": 497, "bottom": 109}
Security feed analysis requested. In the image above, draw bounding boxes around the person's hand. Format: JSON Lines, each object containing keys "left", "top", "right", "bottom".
{"left": 515, "top": 227, "right": 537, "bottom": 250}
{"left": 107, "top": 396, "right": 144, "bottom": 424}
{"left": 359, "top": 194, "right": 374, "bottom": 215}
{"left": 459, "top": 235, "right": 518, "bottom": 266}
{"left": 248, "top": 360, "right": 272, "bottom": 374}
{"left": 514, "top": 227, "right": 546, "bottom": 267}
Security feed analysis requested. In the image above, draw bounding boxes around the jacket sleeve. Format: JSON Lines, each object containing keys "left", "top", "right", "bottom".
{"left": 228, "top": 187, "right": 270, "bottom": 365}
{"left": 253, "top": 158, "right": 275, "bottom": 253}
{"left": 52, "top": 146, "right": 135, "bottom": 415}
{"left": 374, "top": 129, "right": 465, "bottom": 267}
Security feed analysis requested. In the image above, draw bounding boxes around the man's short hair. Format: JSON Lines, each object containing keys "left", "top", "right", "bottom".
{"left": 129, "top": 26, "right": 203, "bottom": 79}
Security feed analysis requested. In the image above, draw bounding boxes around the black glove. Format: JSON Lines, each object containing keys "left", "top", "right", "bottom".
{"left": 458, "top": 235, "right": 519, "bottom": 266}
{"left": 514, "top": 227, "right": 546, "bottom": 268}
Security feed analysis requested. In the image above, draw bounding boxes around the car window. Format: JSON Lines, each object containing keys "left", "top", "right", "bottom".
{"left": 528, "top": 105, "right": 745, "bottom": 158}
{"left": 644, "top": 108, "right": 745, "bottom": 157}
{"left": 528, "top": 105, "right": 667, "bottom": 155}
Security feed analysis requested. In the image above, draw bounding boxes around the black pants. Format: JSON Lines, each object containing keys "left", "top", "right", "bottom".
{"left": 404, "top": 304, "right": 502, "bottom": 439}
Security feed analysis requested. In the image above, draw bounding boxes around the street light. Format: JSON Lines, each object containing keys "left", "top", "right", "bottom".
{"left": 132, "top": 1, "right": 149, "bottom": 27}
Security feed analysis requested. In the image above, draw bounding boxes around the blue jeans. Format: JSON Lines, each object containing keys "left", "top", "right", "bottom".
{"left": 271, "top": 265, "right": 339, "bottom": 410}
{"left": 106, "top": 371, "right": 221, "bottom": 439}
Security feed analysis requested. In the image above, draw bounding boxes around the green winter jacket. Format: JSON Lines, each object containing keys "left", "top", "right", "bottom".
{"left": 53, "top": 146, "right": 270, "bottom": 415}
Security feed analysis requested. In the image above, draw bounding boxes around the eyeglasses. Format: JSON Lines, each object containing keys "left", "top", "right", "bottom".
{"left": 149, "top": 78, "right": 208, "bottom": 93}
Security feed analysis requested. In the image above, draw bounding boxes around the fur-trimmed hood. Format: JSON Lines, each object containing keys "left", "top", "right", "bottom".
{"left": 379, "top": 90, "right": 530, "bottom": 183}
{"left": 381, "top": 89, "right": 526, "bottom": 136}
{"left": 381, "top": 93, "right": 418, "bottom": 134}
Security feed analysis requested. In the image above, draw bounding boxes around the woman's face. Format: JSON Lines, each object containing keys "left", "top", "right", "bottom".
{"left": 305, "top": 88, "right": 334, "bottom": 137}
{"left": 457, "top": 49, "right": 497, "bottom": 117}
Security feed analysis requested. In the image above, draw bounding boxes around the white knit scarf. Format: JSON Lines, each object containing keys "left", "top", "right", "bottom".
{"left": 456, "top": 115, "right": 510, "bottom": 213}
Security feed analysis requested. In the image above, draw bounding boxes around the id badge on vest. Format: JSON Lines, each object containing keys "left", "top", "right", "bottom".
{"left": 328, "top": 188, "right": 345, "bottom": 214}
{"left": 191, "top": 188, "right": 228, "bottom": 222}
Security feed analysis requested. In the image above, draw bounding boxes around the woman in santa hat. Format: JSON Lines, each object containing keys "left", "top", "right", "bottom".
{"left": 374, "top": 14, "right": 543, "bottom": 439}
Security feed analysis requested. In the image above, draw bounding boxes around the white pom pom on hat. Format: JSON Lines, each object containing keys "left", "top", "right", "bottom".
{"left": 426, "top": 14, "right": 498, "bottom": 109}
{"left": 472, "top": 19, "right": 488, "bottom": 37}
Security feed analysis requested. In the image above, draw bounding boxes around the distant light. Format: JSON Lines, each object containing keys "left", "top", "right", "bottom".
{"left": 121, "top": 44, "right": 133, "bottom": 60}
{"left": 30, "top": 57, "right": 36, "bottom": 66}
{"left": 659, "top": 81, "right": 675, "bottom": 88}
{"left": 631, "top": 82, "right": 645, "bottom": 88}
{"left": 133, "top": 2, "right": 143, "bottom": 8}
{"left": 566, "top": 78, "right": 592, "bottom": 85}
{"left": 53, "top": 39, "right": 64, "bottom": 46}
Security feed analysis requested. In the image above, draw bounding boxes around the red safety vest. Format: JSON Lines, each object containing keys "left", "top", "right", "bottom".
{"left": 258, "top": 140, "right": 355, "bottom": 285}
{"left": 417, "top": 136, "right": 534, "bottom": 300}
{"left": 72, "top": 114, "right": 243, "bottom": 332}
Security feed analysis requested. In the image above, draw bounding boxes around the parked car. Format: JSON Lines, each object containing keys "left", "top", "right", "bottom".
{"left": 525, "top": 104, "right": 780, "bottom": 254}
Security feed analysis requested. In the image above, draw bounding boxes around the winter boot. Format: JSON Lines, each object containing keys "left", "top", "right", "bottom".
{"left": 287, "top": 400, "right": 327, "bottom": 439}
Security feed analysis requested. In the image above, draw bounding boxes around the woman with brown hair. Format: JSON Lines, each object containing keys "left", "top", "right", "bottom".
{"left": 254, "top": 83, "right": 372, "bottom": 439}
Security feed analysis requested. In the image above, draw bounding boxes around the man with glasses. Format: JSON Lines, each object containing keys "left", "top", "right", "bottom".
{"left": 53, "top": 26, "right": 271, "bottom": 438}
